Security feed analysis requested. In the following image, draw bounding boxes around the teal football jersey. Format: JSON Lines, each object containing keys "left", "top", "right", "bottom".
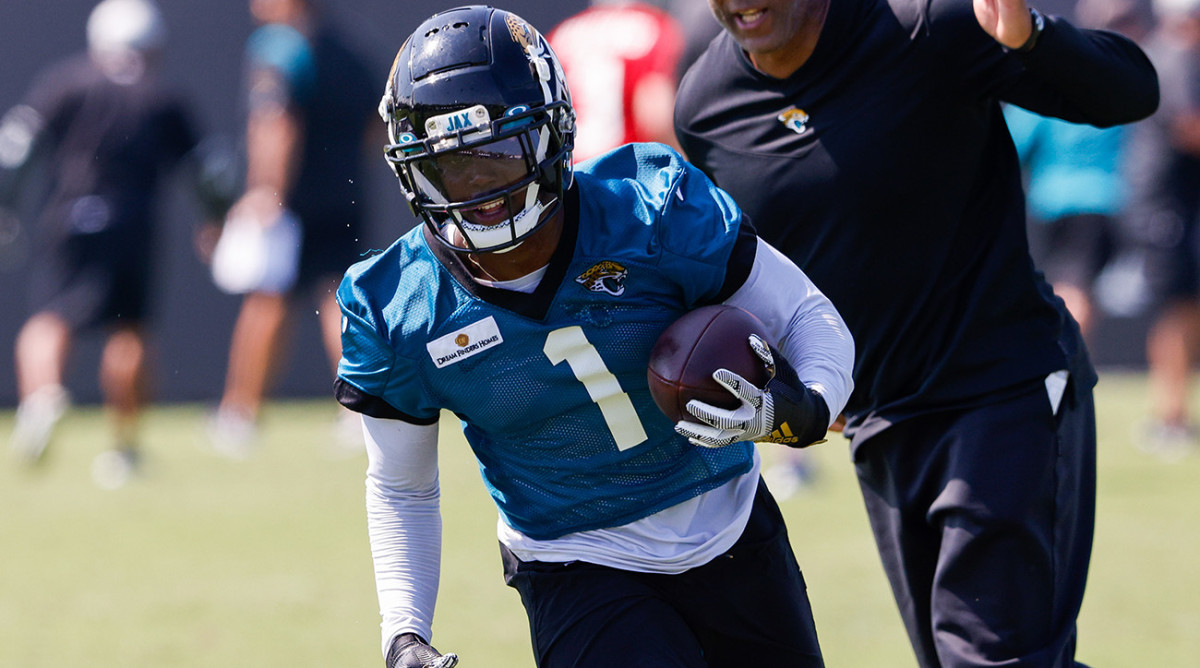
{"left": 337, "top": 144, "right": 758, "bottom": 540}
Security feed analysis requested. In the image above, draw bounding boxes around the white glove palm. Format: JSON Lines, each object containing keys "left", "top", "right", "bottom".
{"left": 675, "top": 334, "right": 776, "bottom": 448}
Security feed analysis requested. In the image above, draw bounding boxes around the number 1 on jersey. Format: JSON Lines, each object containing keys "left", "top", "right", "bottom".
{"left": 544, "top": 326, "right": 648, "bottom": 450}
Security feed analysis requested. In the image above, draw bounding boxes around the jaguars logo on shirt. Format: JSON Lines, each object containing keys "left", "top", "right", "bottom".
{"left": 576, "top": 261, "right": 628, "bottom": 296}
{"left": 777, "top": 107, "right": 811, "bottom": 135}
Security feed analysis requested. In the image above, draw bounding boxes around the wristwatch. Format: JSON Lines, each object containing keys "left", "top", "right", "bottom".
{"left": 1015, "top": 8, "right": 1045, "bottom": 53}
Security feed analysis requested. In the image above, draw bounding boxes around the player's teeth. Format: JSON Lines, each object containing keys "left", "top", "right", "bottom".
{"left": 739, "top": 9, "right": 763, "bottom": 20}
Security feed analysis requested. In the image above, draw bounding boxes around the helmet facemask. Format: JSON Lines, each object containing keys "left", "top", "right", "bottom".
{"left": 385, "top": 101, "right": 573, "bottom": 253}
{"left": 380, "top": 6, "right": 576, "bottom": 254}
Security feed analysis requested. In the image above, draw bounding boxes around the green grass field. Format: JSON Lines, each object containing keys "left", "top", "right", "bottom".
{"left": 1, "top": 371, "right": 1197, "bottom": 667}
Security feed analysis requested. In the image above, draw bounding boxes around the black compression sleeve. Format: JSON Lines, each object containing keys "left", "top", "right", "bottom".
{"left": 762, "top": 345, "right": 831, "bottom": 448}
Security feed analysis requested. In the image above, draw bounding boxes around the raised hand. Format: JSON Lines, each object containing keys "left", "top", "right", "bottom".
{"left": 974, "top": 0, "right": 1036, "bottom": 49}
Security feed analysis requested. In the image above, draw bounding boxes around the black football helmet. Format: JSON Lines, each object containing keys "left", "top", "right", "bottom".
{"left": 380, "top": 5, "right": 576, "bottom": 253}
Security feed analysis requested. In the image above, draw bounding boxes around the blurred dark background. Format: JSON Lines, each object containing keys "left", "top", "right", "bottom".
{"left": 0, "top": 0, "right": 588, "bottom": 407}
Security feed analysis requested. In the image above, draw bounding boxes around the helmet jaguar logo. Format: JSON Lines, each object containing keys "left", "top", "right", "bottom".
{"left": 507, "top": 13, "right": 553, "bottom": 83}
{"left": 506, "top": 14, "right": 534, "bottom": 50}
{"left": 576, "top": 261, "right": 628, "bottom": 296}
{"left": 777, "top": 107, "right": 810, "bottom": 135}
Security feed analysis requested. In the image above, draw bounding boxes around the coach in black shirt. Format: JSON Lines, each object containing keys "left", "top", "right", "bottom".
{"left": 675, "top": 0, "right": 1157, "bottom": 666}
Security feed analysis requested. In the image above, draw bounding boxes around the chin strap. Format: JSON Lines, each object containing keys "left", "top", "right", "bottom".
{"left": 455, "top": 189, "right": 550, "bottom": 252}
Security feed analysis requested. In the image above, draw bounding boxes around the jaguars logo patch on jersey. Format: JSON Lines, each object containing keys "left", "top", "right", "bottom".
{"left": 777, "top": 106, "right": 810, "bottom": 135}
{"left": 576, "top": 261, "right": 628, "bottom": 296}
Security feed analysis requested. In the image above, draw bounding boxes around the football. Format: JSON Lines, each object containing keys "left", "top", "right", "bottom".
{"left": 647, "top": 304, "right": 771, "bottom": 423}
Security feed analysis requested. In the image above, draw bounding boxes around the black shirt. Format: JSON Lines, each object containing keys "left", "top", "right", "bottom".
{"left": 245, "top": 22, "right": 379, "bottom": 226}
{"left": 22, "top": 55, "right": 198, "bottom": 248}
{"left": 289, "top": 26, "right": 378, "bottom": 226}
{"left": 675, "top": 0, "right": 1157, "bottom": 437}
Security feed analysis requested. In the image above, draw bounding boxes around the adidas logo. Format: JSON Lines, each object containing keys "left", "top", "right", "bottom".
{"left": 768, "top": 423, "right": 800, "bottom": 444}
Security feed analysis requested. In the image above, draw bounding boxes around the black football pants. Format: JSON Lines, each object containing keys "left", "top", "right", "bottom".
{"left": 854, "top": 376, "right": 1096, "bottom": 668}
{"left": 501, "top": 478, "right": 825, "bottom": 668}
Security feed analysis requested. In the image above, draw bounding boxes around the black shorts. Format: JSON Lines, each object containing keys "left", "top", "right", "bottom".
{"left": 1027, "top": 213, "right": 1117, "bottom": 292}
{"left": 31, "top": 223, "right": 152, "bottom": 330}
{"left": 1140, "top": 211, "right": 1200, "bottom": 303}
{"left": 501, "top": 479, "right": 824, "bottom": 668}
{"left": 853, "top": 376, "right": 1096, "bottom": 667}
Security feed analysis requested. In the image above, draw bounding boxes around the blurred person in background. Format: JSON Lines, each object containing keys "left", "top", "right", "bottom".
{"left": 548, "top": 0, "right": 685, "bottom": 162}
{"left": 205, "top": 0, "right": 379, "bottom": 457}
{"left": 1123, "top": 0, "right": 1200, "bottom": 458}
{"left": 1006, "top": 0, "right": 1150, "bottom": 343}
{"left": 0, "top": 0, "right": 224, "bottom": 488}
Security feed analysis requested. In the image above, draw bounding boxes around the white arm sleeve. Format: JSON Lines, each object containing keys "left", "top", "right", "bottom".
{"left": 362, "top": 414, "right": 443, "bottom": 657}
{"left": 724, "top": 238, "right": 855, "bottom": 425}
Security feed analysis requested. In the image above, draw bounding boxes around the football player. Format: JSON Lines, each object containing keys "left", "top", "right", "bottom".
{"left": 336, "top": 6, "right": 854, "bottom": 667}
{"left": 1, "top": 0, "right": 226, "bottom": 488}
{"left": 205, "top": 0, "right": 379, "bottom": 458}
